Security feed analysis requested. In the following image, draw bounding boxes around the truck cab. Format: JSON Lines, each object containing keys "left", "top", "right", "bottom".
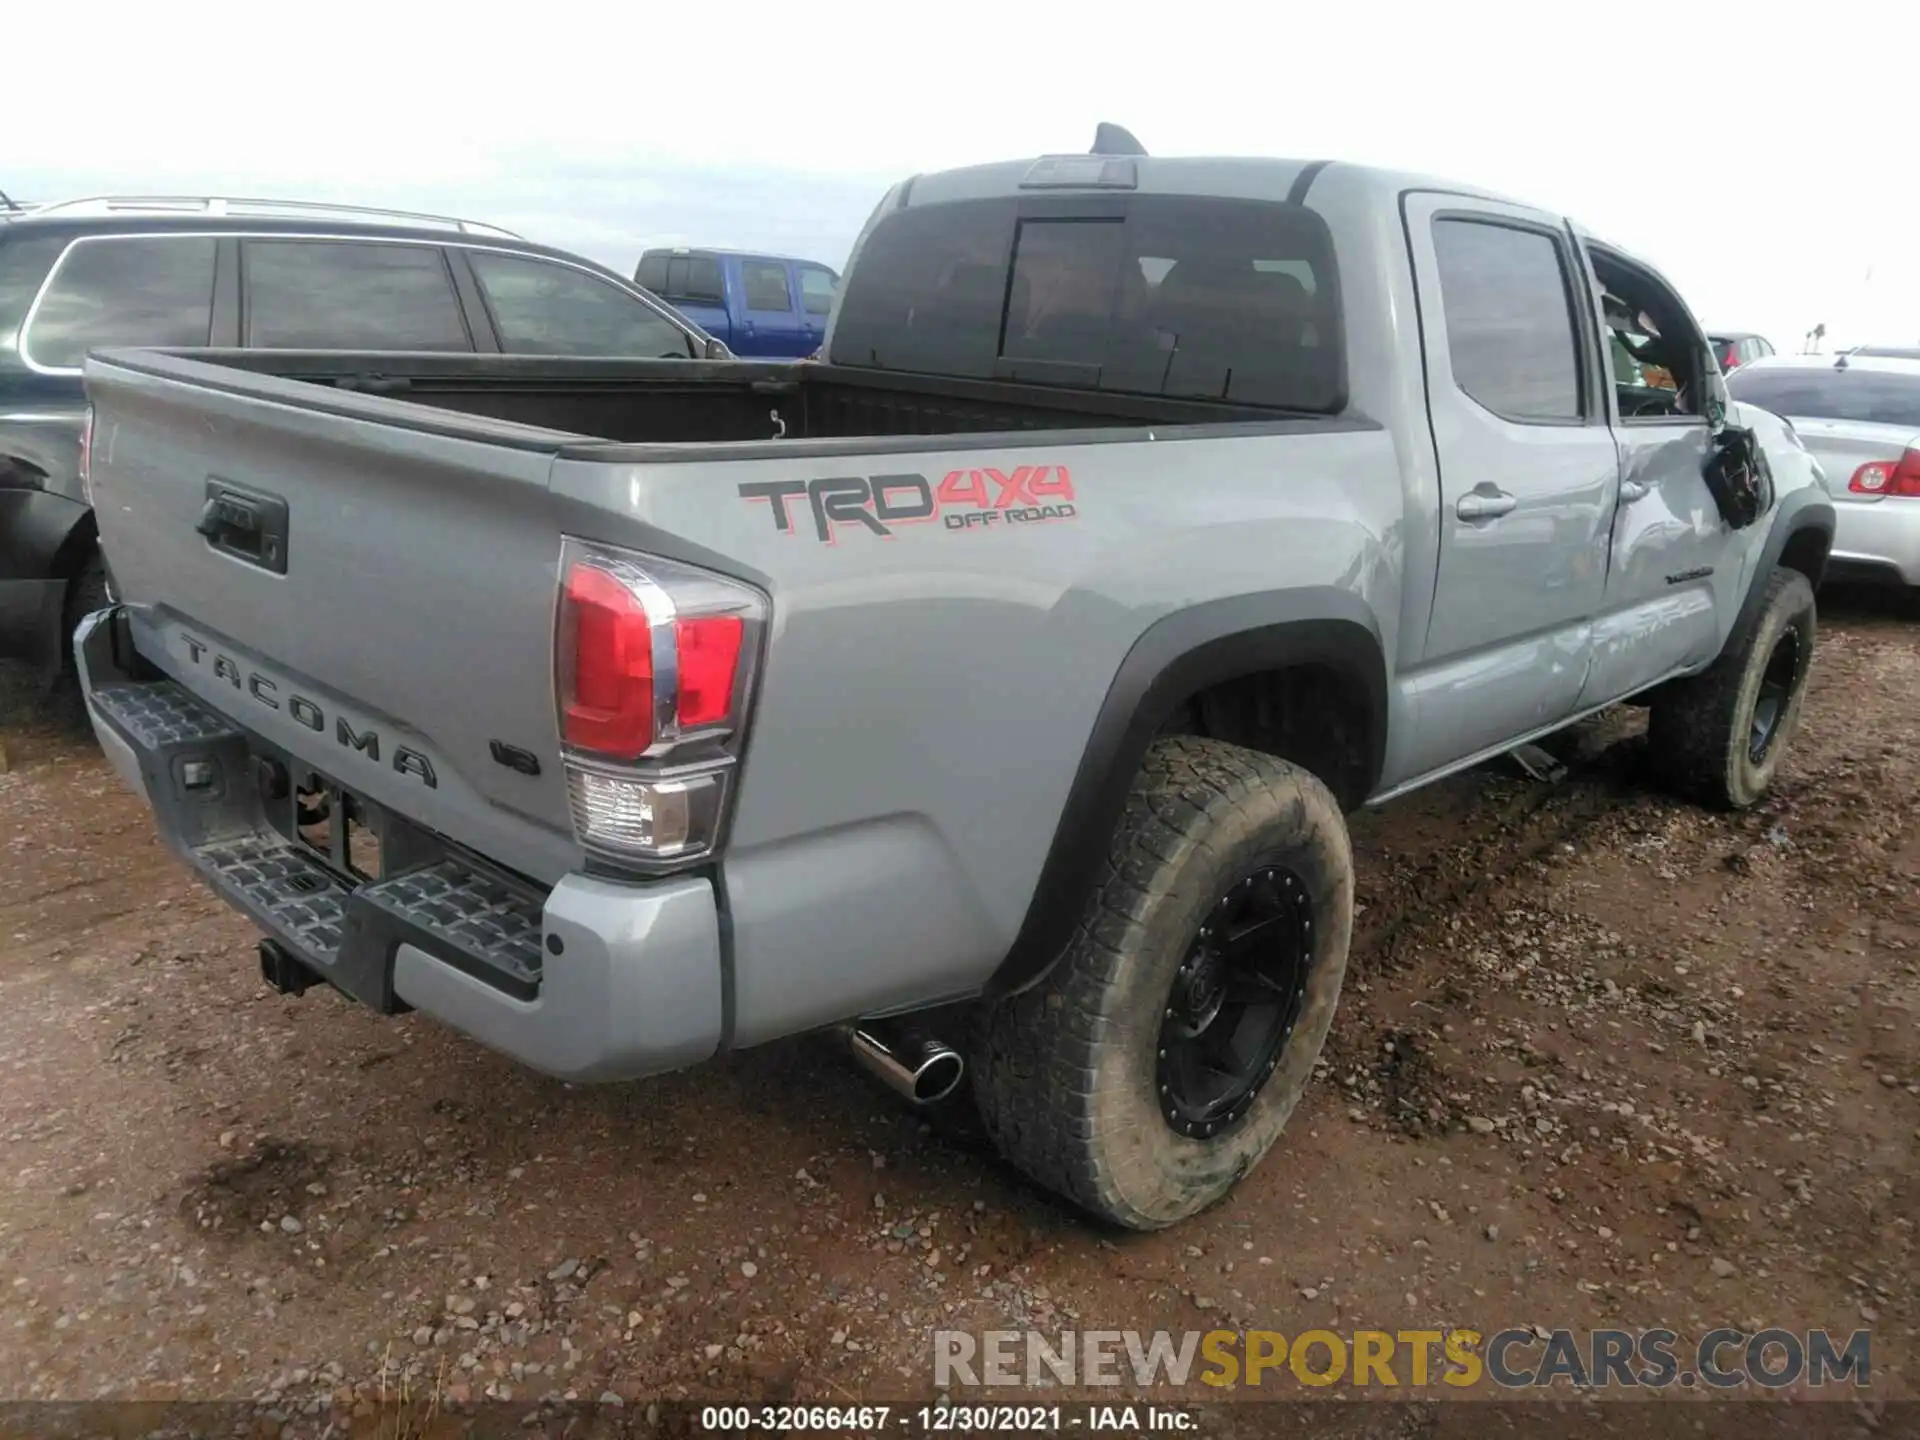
{"left": 635, "top": 248, "right": 839, "bottom": 358}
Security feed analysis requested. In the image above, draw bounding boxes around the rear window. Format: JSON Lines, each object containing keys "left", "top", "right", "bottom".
{"left": 659, "top": 254, "right": 725, "bottom": 306}
{"left": 0, "top": 234, "right": 64, "bottom": 348}
{"left": 635, "top": 252, "right": 670, "bottom": 294}
{"left": 24, "top": 235, "right": 217, "bottom": 370}
{"left": 1727, "top": 365, "right": 1920, "bottom": 429}
{"left": 468, "top": 251, "right": 693, "bottom": 358}
{"left": 829, "top": 194, "right": 1344, "bottom": 412}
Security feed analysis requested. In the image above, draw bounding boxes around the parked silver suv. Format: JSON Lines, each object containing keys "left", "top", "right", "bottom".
{"left": 0, "top": 195, "right": 726, "bottom": 682}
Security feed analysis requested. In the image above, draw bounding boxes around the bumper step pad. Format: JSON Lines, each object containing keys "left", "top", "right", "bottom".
{"left": 360, "top": 861, "right": 546, "bottom": 1000}
{"left": 91, "top": 680, "right": 241, "bottom": 748}
{"left": 90, "top": 678, "right": 546, "bottom": 1006}
{"left": 200, "top": 834, "right": 353, "bottom": 957}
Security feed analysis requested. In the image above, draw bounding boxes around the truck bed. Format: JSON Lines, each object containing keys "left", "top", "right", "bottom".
{"left": 156, "top": 350, "right": 1288, "bottom": 451}
{"left": 79, "top": 339, "right": 1397, "bottom": 1072}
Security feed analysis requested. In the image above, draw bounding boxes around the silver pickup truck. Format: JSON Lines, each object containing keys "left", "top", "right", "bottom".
{"left": 75, "top": 137, "right": 1834, "bottom": 1229}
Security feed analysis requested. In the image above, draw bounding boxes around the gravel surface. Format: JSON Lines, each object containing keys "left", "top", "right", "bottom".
{"left": 0, "top": 590, "right": 1914, "bottom": 1411}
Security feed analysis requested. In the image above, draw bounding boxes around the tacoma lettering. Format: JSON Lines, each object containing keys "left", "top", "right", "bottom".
{"left": 180, "top": 635, "right": 437, "bottom": 789}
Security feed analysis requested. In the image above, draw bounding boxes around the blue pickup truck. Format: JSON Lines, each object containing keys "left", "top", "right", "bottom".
{"left": 635, "top": 248, "right": 838, "bottom": 358}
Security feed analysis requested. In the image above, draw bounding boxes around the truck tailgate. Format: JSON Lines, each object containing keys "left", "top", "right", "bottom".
{"left": 84, "top": 353, "right": 582, "bottom": 885}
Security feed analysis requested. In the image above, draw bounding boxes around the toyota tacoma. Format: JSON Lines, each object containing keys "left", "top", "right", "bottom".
{"left": 73, "top": 132, "right": 1833, "bottom": 1228}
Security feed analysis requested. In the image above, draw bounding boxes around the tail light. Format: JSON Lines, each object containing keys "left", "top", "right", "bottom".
{"left": 1848, "top": 448, "right": 1920, "bottom": 497}
{"left": 555, "top": 539, "right": 766, "bottom": 867}
{"left": 77, "top": 405, "right": 94, "bottom": 504}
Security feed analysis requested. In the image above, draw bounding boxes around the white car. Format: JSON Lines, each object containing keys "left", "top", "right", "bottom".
{"left": 1728, "top": 352, "right": 1920, "bottom": 589}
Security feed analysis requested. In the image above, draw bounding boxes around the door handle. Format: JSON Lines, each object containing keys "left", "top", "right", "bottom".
{"left": 1618, "top": 478, "right": 1652, "bottom": 503}
{"left": 1455, "top": 488, "right": 1517, "bottom": 521}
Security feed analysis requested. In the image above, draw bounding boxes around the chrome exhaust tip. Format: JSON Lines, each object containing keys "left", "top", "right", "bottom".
{"left": 844, "top": 1019, "right": 966, "bottom": 1105}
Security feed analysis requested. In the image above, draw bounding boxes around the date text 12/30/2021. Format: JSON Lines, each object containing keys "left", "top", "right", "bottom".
{"left": 699, "top": 1404, "right": 1196, "bottom": 1433}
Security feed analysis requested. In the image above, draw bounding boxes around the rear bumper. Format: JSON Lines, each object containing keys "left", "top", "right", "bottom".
{"left": 76, "top": 609, "right": 725, "bottom": 1083}
{"left": 1830, "top": 500, "right": 1920, "bottom": 587}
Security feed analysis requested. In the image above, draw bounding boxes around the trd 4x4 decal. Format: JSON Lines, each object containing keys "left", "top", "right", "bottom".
{"left": 739, "top": 465, "right": 1077, "bottom": 542}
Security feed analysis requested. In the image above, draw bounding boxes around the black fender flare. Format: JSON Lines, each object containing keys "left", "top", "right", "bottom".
{"left": 1731, "top": 486, "right": 1834, "bottom": 644}
{"left": 0, "top": 487, "right": 92, "bottom": 581}
{"left": 986, "top": 588, "right": 1388, "bottom": 997}
{"left": 0, "top": 489, "right": 95, "bottom": 670}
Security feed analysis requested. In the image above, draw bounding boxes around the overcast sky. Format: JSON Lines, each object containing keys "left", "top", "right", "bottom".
{"left": 10, "top": 1, "right": 1913, "bottom": 353}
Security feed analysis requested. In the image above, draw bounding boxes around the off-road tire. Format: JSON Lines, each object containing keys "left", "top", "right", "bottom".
{"left": 971, "top": 736, "right": 1354, "bottom": 1230}
{"left": 1648, "top": 565, "right": 1816, "bottom": 810}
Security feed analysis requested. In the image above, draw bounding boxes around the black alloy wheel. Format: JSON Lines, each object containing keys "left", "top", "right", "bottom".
{"left": 1156, "top": 866, "right": 1312, "bottom": 1139}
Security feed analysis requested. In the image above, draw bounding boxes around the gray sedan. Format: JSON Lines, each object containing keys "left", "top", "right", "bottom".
{"left": 1728, "top": 353, "right": 1920, "bottom": 589}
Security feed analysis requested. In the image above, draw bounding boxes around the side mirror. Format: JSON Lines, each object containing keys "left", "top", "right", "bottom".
{"left": 704, "top": 336, "right": 733, "bottom": 360}
{"left": 1703, "top": 423, "right": 1773, "bottom": 529}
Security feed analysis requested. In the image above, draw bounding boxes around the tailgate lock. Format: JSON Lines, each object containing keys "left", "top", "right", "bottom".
{"left": 196, "top": 479, "right": 290, "bottom": 575}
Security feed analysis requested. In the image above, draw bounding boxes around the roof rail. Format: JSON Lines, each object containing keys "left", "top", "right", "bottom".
{"left": 21, "top": 195, "right": 522, "bottom": 238}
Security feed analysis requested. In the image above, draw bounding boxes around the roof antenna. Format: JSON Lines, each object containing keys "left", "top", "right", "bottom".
{"left": 0, "top": 187, "right": 21, "bottom": 214}
{"left": 1091, "top": 123, "right": 1148, "bottom": 157}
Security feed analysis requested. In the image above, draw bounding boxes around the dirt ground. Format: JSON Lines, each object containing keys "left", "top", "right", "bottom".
{"left": 0, "top": 590, "right": 1915, "bottom": 1418}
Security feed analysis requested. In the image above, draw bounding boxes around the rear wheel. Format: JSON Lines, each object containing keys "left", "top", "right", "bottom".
{"left": 46, "top": 550, "right": 114, "bottom": 695}
{"left": 1648, "top": 566, "right": 1816, "bottom": 809}
{"left": 971, "top": 736, "right": 1353, "bottom": 1230}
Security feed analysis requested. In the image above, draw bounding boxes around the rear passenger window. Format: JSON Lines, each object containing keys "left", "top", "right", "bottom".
{"left": 25, "top": 236, "right": 216, "bottom": 370}
{"left": 468, "top": 251, "right": 693, "bottom": 358}
{"left": 662, "top": 255, "right": 725, "bottom": 305}
{"left": 1431, "top": 219, "right": 1583, "bottom": 421}
{"left": 742, "top": 260, "right": 793, "bottom": 311}
{"left": 243, "top": 241, "right": 470, "bottom": 351}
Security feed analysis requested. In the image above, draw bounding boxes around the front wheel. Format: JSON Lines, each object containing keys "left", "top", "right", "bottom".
{"left": 971, "top": 736, "right": 1354, "bottom": 1230}
{"left": 1648, "top": 566, "right": 1816, "bottom": 810}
